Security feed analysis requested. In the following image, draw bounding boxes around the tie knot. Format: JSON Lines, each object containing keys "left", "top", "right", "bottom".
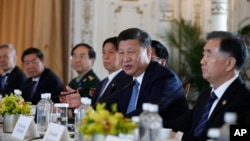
{"left": 1, "top": 73, "right": 9, "bottom": 78}
{"left": 104, "top": 77, "right": 109, "bottom": 83}
{"left": 210, "top": 92, "right": 217, "bottom": 101}
{"left": 134, "top": 79, "right": 140, "bottom": 86}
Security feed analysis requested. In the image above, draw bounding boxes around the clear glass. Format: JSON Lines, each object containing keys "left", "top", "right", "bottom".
{"left": 51, "top": 103, "right": 69, "bottom": 127}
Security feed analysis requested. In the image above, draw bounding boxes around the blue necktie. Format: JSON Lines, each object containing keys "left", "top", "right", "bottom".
{"left": 126, "top": 79, "right": 140, "bottom": 114}
{"left": 97, "top": 77, "right": 109, "bottom": 101}
{"left": 193, "top": 92, "right": 217, "bottom": 136}
{"left": 1, "top": 74, "right": 7, "bottom": 91}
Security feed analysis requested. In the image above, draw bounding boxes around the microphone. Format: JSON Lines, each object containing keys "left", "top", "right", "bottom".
{"left": 158, "top": 76, "right": 194, "bottom": 106}
{"left": 93, "top": 80, "right": 136, "bottom": 106}
{"left": 51, "top": 84, "right": 88, "bottom": 99}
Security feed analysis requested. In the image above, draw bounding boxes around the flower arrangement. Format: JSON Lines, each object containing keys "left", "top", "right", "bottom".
{"left": 0, "top": 92, "right": 32, "bottom": 115}
{"left": 79, "top": 103, "right": 137, "bottom": 139}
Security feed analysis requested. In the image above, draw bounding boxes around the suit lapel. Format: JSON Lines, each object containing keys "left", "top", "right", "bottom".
{"left": 98, "top": 71, "right": 125, "bottom": 102}
{"left": 137, "top": 62, "right": 155, "bottom": 106}
{"left": 209, "top": 78, "right": 242, "bottom": 119}
{"left": 99, "top": 81, "right": 116, "bottom": 102}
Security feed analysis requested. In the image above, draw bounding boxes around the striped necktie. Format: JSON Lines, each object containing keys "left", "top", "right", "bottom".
{"left": 193, "top": 91, "right": 217, "bottom": 136}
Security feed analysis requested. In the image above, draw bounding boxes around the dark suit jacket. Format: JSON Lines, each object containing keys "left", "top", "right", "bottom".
{"left": 91, "top": 70, "right": 133, "bottom": 110}
{"left": 21, "top": 68, "right": 63, "bottom": 104}
{"left": 68, "top": 69, "right": 100, "bottom": 99}
{"left": 0, "top": 66, "right": 27, "bottom": 96}
{"left": 118, "top": 61, "right": 189, "bottom": 122}
{"left": 166, "top": 77, "right": 250, "bottom": 141}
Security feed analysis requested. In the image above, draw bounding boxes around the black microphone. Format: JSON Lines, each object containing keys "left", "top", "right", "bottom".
{"left": 158, "top": 76, "right": 194, "bottom": 106}
{"left": 51, "top": 84, "right": 88, "bottom": 99}
{"left": 93, "top": 80, "right": 136, "bottom": 106}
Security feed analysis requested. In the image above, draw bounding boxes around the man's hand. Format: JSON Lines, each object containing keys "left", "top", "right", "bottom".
{"left": 60, "top": 86, "right": 81, "bottom": 108}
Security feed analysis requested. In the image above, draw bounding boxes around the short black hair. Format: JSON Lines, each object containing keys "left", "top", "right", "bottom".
{"left": 117, "top": 28, "right": 151, "bottom": 49}
{"left": 71, "top": 43, "right": 96, "bottom": 59}
{"left": 21, "top": 47, "right": 44, "bottom": 62}
{"left": 207, "top": 31, "right": 248, "bottom": 71}
{"left": 102, "top": 37, "right": 118, "bottom": 50}
{"left": 151, "top": 40, "right": 169, "bottom": 61}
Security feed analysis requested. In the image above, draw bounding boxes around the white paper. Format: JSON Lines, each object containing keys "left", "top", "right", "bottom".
{"left": 43, "top": 123, "right": 70, "bottom": 141}
{"left": 11, "top": 115, "right": 39, "bottom": 139}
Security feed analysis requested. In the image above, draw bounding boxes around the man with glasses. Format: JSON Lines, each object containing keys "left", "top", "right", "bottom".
{"left": 21, "top": 47, "right": 63, "bottom": 104}
{"left": 64, "top": 43, "right": 100, "bottom": 99}
{"left": 151, "top": 40, "right": 169, "bottom": 67}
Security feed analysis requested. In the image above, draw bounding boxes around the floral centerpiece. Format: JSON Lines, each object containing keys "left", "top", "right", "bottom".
{"left": 0, "top": 93, "right": 32, "bottom": 115}
{"left": 0, "top": 91, "right": 32, "bottom": 132}
{"left": 79, "top": 103, "right": 137, "bottom": 139}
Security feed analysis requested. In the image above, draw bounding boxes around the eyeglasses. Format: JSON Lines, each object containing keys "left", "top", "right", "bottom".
{"left": 71, "top": 54, "right": 88, "bottom": 60}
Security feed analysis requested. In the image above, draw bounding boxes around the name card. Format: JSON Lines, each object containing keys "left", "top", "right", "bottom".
{"left": 43, "top": 123, "right": 70, "bottom": 141}
{"left": 12, "top": 115, "right": 39, "bottom": 140}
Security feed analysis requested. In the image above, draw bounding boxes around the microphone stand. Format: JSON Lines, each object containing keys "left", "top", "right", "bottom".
{"left": 93, "top": 80, "right": 136, "bottom": 107}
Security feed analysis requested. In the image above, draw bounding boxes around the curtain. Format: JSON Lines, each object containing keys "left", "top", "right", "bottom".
{"left": 0, "top": 0, "right": 68, "bottom": 85}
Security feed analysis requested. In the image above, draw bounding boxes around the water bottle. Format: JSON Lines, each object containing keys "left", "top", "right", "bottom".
{"left": 45, "top": 93, "right": 54, "bottom": 105}
{"left": 36, "top": 94, "right": 51, "bottom": 136}
{"left": 80, "top": 97, "right": 91, "bottom": 118}
{"left": 139, "top": 103, "right": 151, "bottom": 141}
{"left": 45, "top": 93, "right": 54, "bottom": 123}
{"left": 132, "top": 116, "right": 140, "bottom": 141}
{"left": 148, "top": 104, "right": 163, "bottom": 141}
{"left": 218, "top": 112, "right": 237, "bottom": 141}
{"left": 207, "top": 128, "right": 220, "bottom": 141}
{"left": 75, "top": 97, "right": 91, "bottom": 141}
{"left": 14, "top": 89, "right": 23, "bottom": 100}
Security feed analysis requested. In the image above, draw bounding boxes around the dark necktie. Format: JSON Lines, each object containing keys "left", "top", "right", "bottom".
{"left": 126, "top": 79, "right": 140, "bottom": 114}
{"left": 193, "top": 91, "right": 217, "bottom": 136}
{"left": 30, "top": 81, "right": 37, "bottom": 98}
{"left": 1, "top": 74, "right": 8, "bottom": 91}
{"left": 97, "top": 77, "right": 109, "bottom": 101}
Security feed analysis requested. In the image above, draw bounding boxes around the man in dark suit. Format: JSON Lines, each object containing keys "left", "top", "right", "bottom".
{"left": 91, "top": 37, "right": 133, "bottom": 109}
{"left": 117, "top": 28, "right": 189, "bottom": 122}
{"left": 59, "top": 38, "right": 132, "bottom": 110}
{"left": 0, "top": 44, "right": 27, "bottom": 96}
{"left": 21, "top": 47, "right": 63, "bottom": 104}
{"left": 165, "top": 31, "right": 250, "bottom": 140}
{"left": 151, "top": 40, "right": 169, "bottom": 67}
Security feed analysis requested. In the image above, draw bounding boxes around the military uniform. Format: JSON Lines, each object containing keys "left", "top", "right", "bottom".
{"left": 68, "top": 69, "right": 100, "bottom": 99}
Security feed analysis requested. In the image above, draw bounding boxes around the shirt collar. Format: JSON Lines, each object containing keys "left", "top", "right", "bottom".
{"left": 32, "top": 77, "right": 40, "bottom": 82}
{"left": 134, "top": 72, "right": 145, "bottom": 85}
{"left": 107, "top": 69, "right": 122, "bottom": 80}
{"left": 2, "top": 67, "right": 15, "bottom": 76}
{"left": 212, "top": 74, "right": 239, "bottom": 99}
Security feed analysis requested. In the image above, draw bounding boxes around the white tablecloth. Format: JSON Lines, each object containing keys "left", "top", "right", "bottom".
{"left": 0, "top": 123, "right": 75, "bottom": 141}
{"left": 0, "top": 123, "right": 29, "bottom": 141}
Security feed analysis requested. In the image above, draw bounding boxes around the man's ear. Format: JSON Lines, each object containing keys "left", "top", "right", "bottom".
{"left": 146, "top": 46, "right": 152, "bottom": 58}
{"left": 161, "top": 59, "right": 167, "bottom": 66}
{"left": 90, "top": 58, "right": 95, "bottom": 66}
{"left": 226, "top": 57, "right": 236, "bottom": 71}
